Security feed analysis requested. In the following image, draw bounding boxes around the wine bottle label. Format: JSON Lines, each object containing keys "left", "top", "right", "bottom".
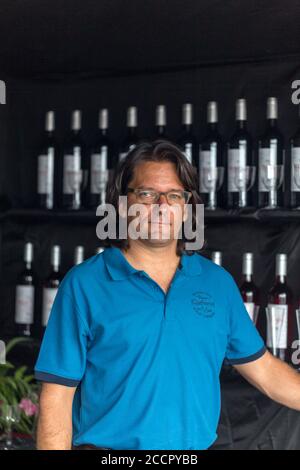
{"left": 266, "top": 303, "right": 288, "bottom": 349}
{"left": 199, "top": 145, "right": 217, "bottom": 193}
{"left": 258, "top": 139, "right": 278, "bottom": 192}
{"left": 37, "top": 148, "right": 55, "bottom": 196}
{"left": 42, "top": 287, "right": 58, "bottom": 327}
{"left": 63, "top": 147, "right": 81, "bottom": 194}
{"left": 291, "top": 147, "right": 300, "bottom": 192}
{"left": 15, "top": 285, "right": 34, "bottom": 325}
{"left": 183, "top": 143, "right": 193, "bottom": 164}
{"left": 244, "top": 302, "right": 258, "bottom": 323}
{"left": 228, "top": 142, "right": 247, "bottom": 192}
{"left": 90, "top": 147, "right": 109, "bottom": 194}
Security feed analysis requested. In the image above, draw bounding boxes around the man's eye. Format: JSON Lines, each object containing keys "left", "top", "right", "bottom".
{"left": 169, "top": 193, "right": 182, "bottom": 199}
{"left": 139, "top": 191, "right": 154, "bottom": 198}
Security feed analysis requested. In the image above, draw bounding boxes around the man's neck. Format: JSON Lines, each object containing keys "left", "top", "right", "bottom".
{"left": 121, "top": 241, "right": 181, "bottom": 275}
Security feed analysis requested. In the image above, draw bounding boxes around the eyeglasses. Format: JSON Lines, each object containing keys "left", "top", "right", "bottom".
{"left": 127, "top": 187, "right": 192, "bottom": 204}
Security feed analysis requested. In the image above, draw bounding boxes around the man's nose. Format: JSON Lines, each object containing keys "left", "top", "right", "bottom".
{"left": 157, "top": 193, "right": 168, "bottom": 204}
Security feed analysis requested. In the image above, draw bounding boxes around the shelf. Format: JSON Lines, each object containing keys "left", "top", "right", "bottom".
{"left": 205, "top": 208, "right": 300, "bottom": 223}
{"left": 1, "top": 208, "right": 99, "bottom": 224}
{"left": 0, "top": 208, "right": 300, "bottom": 225}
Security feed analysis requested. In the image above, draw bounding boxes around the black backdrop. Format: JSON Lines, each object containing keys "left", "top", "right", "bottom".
{"left": 0, "top": 0, "right": 300, "bottom": 449}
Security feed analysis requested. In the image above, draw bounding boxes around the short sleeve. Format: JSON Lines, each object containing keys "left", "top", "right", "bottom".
{"left": 225, "top": 274, "right": 267, "bottom": 365}
{"left": 34, "top": 286, "right": 89, "bottom": 387}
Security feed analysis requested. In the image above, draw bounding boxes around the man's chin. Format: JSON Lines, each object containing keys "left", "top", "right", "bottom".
{"left": 143, "top": 238, "right": 175, "bottom": 247}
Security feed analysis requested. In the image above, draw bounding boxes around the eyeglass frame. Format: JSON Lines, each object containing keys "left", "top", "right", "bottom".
{"left": 126, "top": 187, "right": 192, "bottom": 204}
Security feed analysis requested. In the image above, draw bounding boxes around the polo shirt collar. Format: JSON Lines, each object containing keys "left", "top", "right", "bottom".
{"left": 103, "top": 246, "right": 202, "bottom": 281}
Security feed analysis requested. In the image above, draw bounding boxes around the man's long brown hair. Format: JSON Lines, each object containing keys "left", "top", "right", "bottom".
{"left": 103, "top": 139, "right": 203, "bottom": 256}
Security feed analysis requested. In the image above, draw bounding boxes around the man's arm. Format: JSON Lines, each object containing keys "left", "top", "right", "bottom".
{"left": 234, "top": 350, "right": 300, "bottom": 411}
{"left": 36, "top": 382, "right": 77, "bottom": 450}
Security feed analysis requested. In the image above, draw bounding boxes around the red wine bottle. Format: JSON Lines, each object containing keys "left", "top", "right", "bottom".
{"left": 227, "top": 99, "right": 254, "bottom": 209}
{"left": 14, "top": 243, "right": 35, "bottom": 337}
{"left": 240, "top": 253, "right": 260, "bottom": 324}
{"left": 119, "top": 106, "right": 139, "bottom": 162}
{"left": 37, "top": 111, "right": 58, "bottom": 210}
{"left": 88, "top": 109, "right": 112, "bottom": 208}
{"left": 290, "top": 105, "right": 300, "bottom": 209}
{"left": 62, "top": 110, "right": 85, "bottom": 210}
{"left": 41, "top": 245, "right": 62, "bottom": 331}
{"left": 199, "top": 101, "right": 224, "bottom": 209}
{"left": 266, "top": 254, "right": 294, "bottom": 362}
{"left": 177, "top": 103, "right": 197, "bottom": 168}
{"left": 258, "top": 97, "right": 285, "bottom": 209}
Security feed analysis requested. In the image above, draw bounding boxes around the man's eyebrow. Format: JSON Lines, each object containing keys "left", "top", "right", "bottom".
{"left": 135, "top": 186, "right": 184, "bottom": 191}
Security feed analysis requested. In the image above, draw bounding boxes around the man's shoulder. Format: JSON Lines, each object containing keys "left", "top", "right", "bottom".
{"left": 60, "top": 252, "right": 106, "bottom": 289}
{"left": 188, "top": 252, "right": 235, "bottom": 286}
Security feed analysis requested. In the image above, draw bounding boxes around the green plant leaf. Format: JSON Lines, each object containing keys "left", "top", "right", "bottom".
{"left": 14, "top": 366, "right": 28, "bottom": 380}
{"left": 5, "top": 337, "right": 31, "bottom": 355}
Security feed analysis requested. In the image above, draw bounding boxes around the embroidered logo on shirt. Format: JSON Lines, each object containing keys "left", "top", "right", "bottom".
{"left": 191, "top": 291, "right": 215, "bottom": 317}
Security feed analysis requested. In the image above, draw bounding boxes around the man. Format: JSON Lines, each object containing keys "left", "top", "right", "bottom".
{"left": 35, "top": 140, "right": 300, "bottom": 450}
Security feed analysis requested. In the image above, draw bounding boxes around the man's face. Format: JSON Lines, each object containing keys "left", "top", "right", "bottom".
{"left": 121, "top": 161, "right": 188, "bottom": 247}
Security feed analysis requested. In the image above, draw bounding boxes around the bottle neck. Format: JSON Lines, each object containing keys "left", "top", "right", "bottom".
{"left": 156, "top": 125, "right": 166, "bottom": 135}
{"left": 182, "top": 123, "right": 193, "bottom": 133}
{"left": 208, "top": 122, "right": 218, "bottom": 132}
{"left": 243, "top": 273, "right": 253, "bottom": 283}
{"left": 46, "top": 130, "right": 54, "bottom": 138}
{"left": 25, "top": 261, "right": 32, "bottom": 270}
{"left": 236, "top": 120, "right": 247, "bottom": 130}
{"left": 275, "top": 274, "right": 286, "bottom": 284}
{"left": 99, "top": 128, "right": 108, "bottom": 137}
{"left": 52, "top": 264, "right": 60, "bottom": 273}
{"left": 267, "top": 118, "right": 277, "bottom": 128}
{"left": 127, "top": 126, "right": 137, "bottom": 136}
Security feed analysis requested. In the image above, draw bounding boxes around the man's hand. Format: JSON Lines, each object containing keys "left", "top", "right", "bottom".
{"left": 36, "top": 382, "right": 77, "bottom": 450}
{"left": 234, "top": 350, "right": 300, "bottom": 411}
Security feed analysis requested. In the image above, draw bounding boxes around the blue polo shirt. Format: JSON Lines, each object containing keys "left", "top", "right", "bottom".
{"left": 34, "top": 246, "right": 266, "bottom": 450}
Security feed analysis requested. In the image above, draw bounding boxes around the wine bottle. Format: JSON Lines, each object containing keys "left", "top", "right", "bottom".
{"left": 62, "top": 110, "right": 85, "bottom": 210}
{"left": 266, "top": 254, "right": 294, "bottom": 362}
{"left": 37, "top": 111, "right": 58, "bottom": 210}
{"left": 258, "top": 97, "right": 285, "bottom": 209}
{"left": 227, "top": 99, "right": 254, "bottom": 209}
{"left": 290, "top": 106, "right": 300, "bottom": 208}
{"left": 296, "top": 301, "right": 300, "bottom": 361}
{"left": 240, "top": 253, "right": 260, "bottom": 324}
{"left": 177, "top": 103, "right": 197, "bottom": 167}
{"left": 88, "top": 109, "right": 112, "bottom": 208}
{"left": 41, "top": 245, "right": 62, "bottom": 330}
{"left": 119, "top": 106, "right": 139, "bottom": 162}
{"left": 154, "top": 105, "right": 169, "bottom": 140}
{"left": 74, "top": 246, "right": 85, "bottom": 265}
{"left": 199, "top": 101, "right": 224, "bottom": 209}
{"left": 211, "top": 251, "right": 222, "bottom": 266}
{"left": 14, "top": 243, "right": 35, "bottom": 337}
